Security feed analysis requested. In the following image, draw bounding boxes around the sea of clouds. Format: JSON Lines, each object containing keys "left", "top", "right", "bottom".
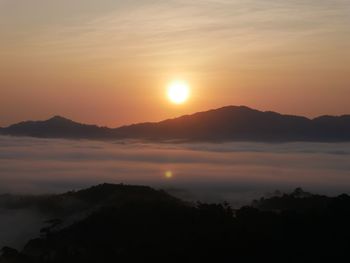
{"left": 1, "top": 135, "right": 350, "bottom": 248}
{"left": 1, "top": 135, "right": 350, "bottom": 203}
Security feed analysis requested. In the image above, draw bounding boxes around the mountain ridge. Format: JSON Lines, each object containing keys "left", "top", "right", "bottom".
{"left": 1, "top": 105, "right": 350, "bottom": 142}
{"left": 2, "top": 184, "right": 350, "bottom": 262}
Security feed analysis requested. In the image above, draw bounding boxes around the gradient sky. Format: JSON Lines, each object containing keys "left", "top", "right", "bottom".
{"left": 1, "top": 0, "right": 349, "bottom": 127}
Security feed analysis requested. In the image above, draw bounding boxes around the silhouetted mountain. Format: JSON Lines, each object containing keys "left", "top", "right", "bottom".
{"left": 1, "top": 106, "right": 350, "bottom": 141}
{"left": 0, "top": 116, "right": 113, "bottom": 139}
{"left": 114, "top": 106, "right": 350, "bottom": 141}
{"left": 2, "top": 185, "right": 350, "bottom": 262}
{"left": 0, "top": 183, "right": 182, "bottom": 218}
{"left": 113, "top": 106, "right": 310, "bottom": 141}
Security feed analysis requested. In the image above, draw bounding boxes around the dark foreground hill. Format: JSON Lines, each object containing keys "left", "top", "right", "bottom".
{"left": 1, "top": 184, "right": 350, "bottom": 262}
{"left": 1, "top": 106, "right": 350, "bottom": 141}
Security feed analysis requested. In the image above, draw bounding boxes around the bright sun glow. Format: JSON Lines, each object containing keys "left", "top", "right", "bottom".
{"left": 165, "top": 171, "right": 173, "bottom": 179}
{"left": 167, "top": 81, "right": 190, "bottom": 104}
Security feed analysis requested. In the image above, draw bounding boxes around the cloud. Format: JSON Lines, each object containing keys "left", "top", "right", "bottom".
{"left": 2, "top": 0, "right": 349, "bottom": 70}
{"left": 1, "top": 135, "right": 350, "bottom": 198}
{"left": 1, "top": 135, "right": 350, "bottom": 248}
{"left": 0, "top": 208, "right": 43, "bottom": 250}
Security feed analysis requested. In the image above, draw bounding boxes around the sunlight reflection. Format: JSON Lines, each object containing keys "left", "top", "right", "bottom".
{"left": 165, "top": 171, "right": 173, "bottom": 179}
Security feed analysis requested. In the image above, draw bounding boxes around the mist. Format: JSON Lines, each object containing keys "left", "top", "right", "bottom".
{"left": 1, "top": 135, "right": 350, "bottom": 248}
{"left": 1, "top": 135, "right": 350, "bottom": 199}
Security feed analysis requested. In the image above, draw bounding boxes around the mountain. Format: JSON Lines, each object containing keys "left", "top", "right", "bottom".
{"left": 0, "top": 116, "right": 114, "bottom": 139}
{"left": 1, "top": 106, "right": 350, "bottom": 141}
{"left": 0, "top": 183, "right": 183, "bottom": 218}
{"left": 113, "top": 106, "right": 312, "bottom": 141}
{"left": 2, "top": 185, "right": 350, "bottom": 262}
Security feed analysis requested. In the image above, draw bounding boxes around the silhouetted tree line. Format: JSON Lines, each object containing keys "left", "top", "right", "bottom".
{"left": 1, "top": 185, "right": 350, "bottom": 262}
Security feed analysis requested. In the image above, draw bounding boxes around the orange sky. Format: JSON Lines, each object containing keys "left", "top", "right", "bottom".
{"left": 1, "top": 0, "right": 349, "bottom": 127}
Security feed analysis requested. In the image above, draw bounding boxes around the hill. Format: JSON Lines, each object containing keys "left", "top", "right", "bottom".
{"left": 0, "top": 183, "right": 182, "bottom": 218}
{"left": 0, "top": 116, "right": 113, "bottom": 139}
{"left": 2, "top": 185, "right": 350, "bottom": 262}
{"left": 1, "top": 106, "right": 350, "bottom": 142}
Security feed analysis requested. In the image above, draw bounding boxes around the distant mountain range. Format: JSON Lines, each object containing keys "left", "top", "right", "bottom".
{"left": 1, "top": 106, "right": 350, "bottom": 142}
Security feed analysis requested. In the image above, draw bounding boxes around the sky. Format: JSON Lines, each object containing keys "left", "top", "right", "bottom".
{"left": 1, "top": 0, "right": 349, "bottom": 127}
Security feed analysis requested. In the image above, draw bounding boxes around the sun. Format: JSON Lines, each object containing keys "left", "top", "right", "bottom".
{"left": 167, "top": 80, "right": 190, "bottom": 104}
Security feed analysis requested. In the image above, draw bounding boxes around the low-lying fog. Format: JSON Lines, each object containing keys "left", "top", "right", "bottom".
{"left": 1, "top": 135, "right": 350, "bottom": 248}
{"left": 1, "top": 135, "right": 350, "bottom": 203}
